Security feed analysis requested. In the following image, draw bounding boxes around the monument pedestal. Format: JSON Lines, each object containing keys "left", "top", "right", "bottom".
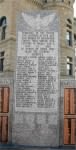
{"left": 12, "top": 11, "right": 60, "bottom": 146}
{"left": 12, "top": 112, "right": 59, "bottom": 146}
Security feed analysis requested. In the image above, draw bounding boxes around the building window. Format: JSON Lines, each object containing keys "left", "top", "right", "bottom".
{"left": 0, "top": 51, "right": 4, "bottom": 71}
{"left": 66, "top": 31, "right": 72, "bottom": 46}
{"left": 68, "top": 1, "right": 71, "bottom": 5}
{"left": 43, "top": 0, "right": 47, "bottom": 3}
{"left": 74, "top": 34, "right": 76, "bottom": 46}
{"left": 66, "top": 18, "right": 72, "bottom": 46}
{"left": 67, "top": 57, "right": 72, "bottom": 75}
{"left": 0, "top": 16, "right": 7, "bottom": 40}
{"left": 67, "top": 19, "right": 72, "bottom": 24}
{"left": 75, "top": 70, "right": 76, "bottom": 80}
{"left": 75, "top": 48, "right": 76, "bottom": 56}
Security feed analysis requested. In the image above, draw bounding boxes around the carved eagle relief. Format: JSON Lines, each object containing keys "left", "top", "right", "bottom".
{"left": 22, "top": 13, "right": 55, "bottom": 30}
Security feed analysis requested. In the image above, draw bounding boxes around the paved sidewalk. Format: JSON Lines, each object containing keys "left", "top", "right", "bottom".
{"left": 0, "top": 148, "right": 76, "bottom": 150}
{"left": 0, "top": 145, "right": 76, "bottom": 150}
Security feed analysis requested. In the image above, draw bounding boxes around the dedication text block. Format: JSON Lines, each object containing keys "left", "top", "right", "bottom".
{"left": 15, "top": 11, "right": 59, "bottom": 112}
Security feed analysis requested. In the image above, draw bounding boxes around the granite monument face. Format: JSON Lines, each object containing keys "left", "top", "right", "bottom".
{"left": 13, "top": 11, "right": 60, "bottom": 146}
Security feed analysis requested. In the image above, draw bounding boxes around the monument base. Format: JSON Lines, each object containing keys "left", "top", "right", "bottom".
{"left": 12, "top": 112, "right": 59, "bottom": 147}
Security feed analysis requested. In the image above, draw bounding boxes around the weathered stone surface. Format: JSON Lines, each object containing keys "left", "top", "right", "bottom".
{"left": 12, "top": 11, "right": 60, "bottom": 146}
{"left": 0, "top": 0, "right": 75, "bottom": 147}
{"left": 15, "top": 11, "right": 59, "bottom": 113}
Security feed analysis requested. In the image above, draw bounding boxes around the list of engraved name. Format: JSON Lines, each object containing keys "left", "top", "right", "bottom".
{"left": 16, "top": 31, "right": 58, "bottom": 109}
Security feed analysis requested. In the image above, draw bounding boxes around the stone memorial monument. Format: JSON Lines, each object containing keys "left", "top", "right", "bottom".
{"left": 13, "top": 11, "right": 60, "bottom": 146}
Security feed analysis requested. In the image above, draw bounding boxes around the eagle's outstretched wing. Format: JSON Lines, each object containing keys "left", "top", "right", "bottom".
{"left": 40, "top": 14, "right": 55, "bottom": 27}
{"left": 22, "top": 13, "right": 36, "bottom": 28}
{"left": 22, "top": 13, "right": 55, "bottom": 29}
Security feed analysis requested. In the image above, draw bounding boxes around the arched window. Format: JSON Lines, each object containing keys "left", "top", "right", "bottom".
{"left": 0, "top": 16, "right": 7, "bottom": 40}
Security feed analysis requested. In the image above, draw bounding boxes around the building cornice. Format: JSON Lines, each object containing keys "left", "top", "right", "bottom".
{"left": 29, "top": 0, "right": 43, "bottom": 7}
{"left": 43, "top": 2, "right": 74, "bottom": 11}
{"left": 0, "top": 36, "right": 16, "bottom": 46}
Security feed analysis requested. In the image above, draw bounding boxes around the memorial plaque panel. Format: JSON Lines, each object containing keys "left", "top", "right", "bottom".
{"left": 15, "top": 11, "right": 59, "bottom": 112}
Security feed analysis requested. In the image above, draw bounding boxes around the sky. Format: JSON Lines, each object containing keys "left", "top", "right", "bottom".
{"left": 74, "top": 0, "right": 76, "bottom": 17}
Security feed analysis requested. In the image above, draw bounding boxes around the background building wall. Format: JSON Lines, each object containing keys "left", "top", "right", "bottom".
{"left": 0, "top": 0, "right": 42, "bottom": 73}
{"left": 0, "top": 0, "right": 76, "bottom": 146}
{"left": 43, "top": 0, "right": 75, "bottom": 78}
{"left": 0, "top": 0, "right": 75, "bottom": 78}
{"left": 74, "top": 18, "right": 76, "bottom": 79}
